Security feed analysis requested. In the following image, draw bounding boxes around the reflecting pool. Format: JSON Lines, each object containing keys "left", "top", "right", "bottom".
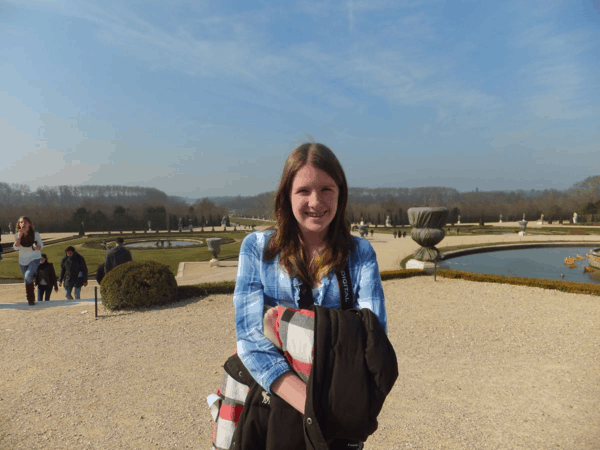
{"left": 125, "top": 240, "right": 201, "bottom": 249}
{"left": 443, "top": 246, "right": 600, "bottom": 284}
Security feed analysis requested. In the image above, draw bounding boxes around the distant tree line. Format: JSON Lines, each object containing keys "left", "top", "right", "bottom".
{"left": 219, "top": 175, "right": 600, "bottom": 225}
{"left": 4, "top": 175, "right": 600, "bottom": 233}
{"left": 0, "top": 183, "right": 228, "bottom": 233}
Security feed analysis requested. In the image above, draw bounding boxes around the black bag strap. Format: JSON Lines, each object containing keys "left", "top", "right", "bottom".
{"left": 336, "top": 262, "right": 354, "bottom": 311}
{"left": 298, "top": 283, "right": 314, "bottom": 309}
{"left": 298, "top": 262, "right": 354, "bottom": 311}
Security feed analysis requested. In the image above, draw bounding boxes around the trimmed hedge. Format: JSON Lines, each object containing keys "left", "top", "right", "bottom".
{"left": 437, "top": 269, "right": 600, "bottom": 296}
{"left": 101, "top": 260, "right": 178, "bottom": 310}
{"left": 380, "top": 269, "right": 428, "bottom": 280}
{"left": 177, "top": 281, "right": 237, "bottom": 300}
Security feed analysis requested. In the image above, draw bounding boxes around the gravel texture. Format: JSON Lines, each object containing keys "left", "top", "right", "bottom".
{"left": 1, "top": 276, "right": 599, "bottom": 449}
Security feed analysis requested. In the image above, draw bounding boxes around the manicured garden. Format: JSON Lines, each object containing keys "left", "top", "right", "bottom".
{"left": 0, "top": 231, "right": 246, "bottom": 284}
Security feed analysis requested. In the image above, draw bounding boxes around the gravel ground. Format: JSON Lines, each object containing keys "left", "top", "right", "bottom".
{"left": 1, "top": 276, "right": 599, "bottom": 449}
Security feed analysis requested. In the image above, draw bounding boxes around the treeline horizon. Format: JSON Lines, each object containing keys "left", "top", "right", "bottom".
{"left": 2, "top": 175, "right": 600, "bottom": 232}
{"left": 0, "top": 183, "right": 228, "bottom": 233}
{"left": 217, "top": 175, "right": 600, "bottom": 225}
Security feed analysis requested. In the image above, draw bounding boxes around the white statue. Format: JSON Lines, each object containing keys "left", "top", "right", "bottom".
{"left": 573, "top": 212, "right": 578, "bottom": 223}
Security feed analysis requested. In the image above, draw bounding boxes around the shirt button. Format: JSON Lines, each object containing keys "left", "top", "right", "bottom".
{"left": 306, "top": 417, "right": 313, "bottom": 425}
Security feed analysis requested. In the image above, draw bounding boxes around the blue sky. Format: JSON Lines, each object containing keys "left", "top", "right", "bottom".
{"left": 1, "top": 0, "right": 599, "bottom": 199}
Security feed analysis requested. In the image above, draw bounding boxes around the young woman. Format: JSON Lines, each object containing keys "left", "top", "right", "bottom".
{"left": 34, "top": 253, "right": 59, "bottom": 301}
{"left": 233, "top": 142, "right": 388, "bottom": 448}
{"left": 13, "top": 216, "right": 44, "bottom": 305}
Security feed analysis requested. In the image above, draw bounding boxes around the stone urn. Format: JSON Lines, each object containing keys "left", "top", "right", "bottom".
{"left": 518, "top": 215, "right": 528, "bottom": 235}
{"left": 207, "top": 238, "right": 222, "bottom": 267}
{"left": 358, "top": 221, "right": 368, "bottom": 238}
{"left": 407, "top": 207, "right": 449, "bottom": 262}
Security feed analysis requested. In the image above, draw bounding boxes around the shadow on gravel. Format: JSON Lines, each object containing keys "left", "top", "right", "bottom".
{"left": 0, "top": 298, "right": 100, "bottom": 310}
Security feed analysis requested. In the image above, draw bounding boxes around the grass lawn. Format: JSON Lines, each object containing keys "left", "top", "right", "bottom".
{"left": 231, "top": 217, "right": 275, "bottom": 227}
{"left": 0, "top": 232, "right": 246, "bottom": 284}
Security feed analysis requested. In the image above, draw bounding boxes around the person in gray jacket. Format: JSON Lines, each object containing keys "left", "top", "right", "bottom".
{"left": 97, "top": 237, "right": 132, "bottom": 284}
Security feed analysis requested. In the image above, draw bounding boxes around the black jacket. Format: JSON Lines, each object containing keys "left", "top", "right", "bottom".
{"left": 230, "top": 305, "right": 398, "bottom": 449}
{"left": 104, "top": 245, "right": 132, "bottom": 275}
{"left": 59, "top": 251, "right": 88, "bottom": 287}
{"left": 34, "top": 262, "right": 59, "bottom": 290}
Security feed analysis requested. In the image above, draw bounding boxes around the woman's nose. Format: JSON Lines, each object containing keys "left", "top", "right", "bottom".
{"left": 308, "top": 190, "right": 321, "bottom": 206}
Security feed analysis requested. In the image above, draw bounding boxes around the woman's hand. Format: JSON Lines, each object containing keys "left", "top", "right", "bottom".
{"left": 33, "top": 246, "right": 41, "bottom": 251}
{"left": 271, "top": 372, "right": 307, "bottom": 414}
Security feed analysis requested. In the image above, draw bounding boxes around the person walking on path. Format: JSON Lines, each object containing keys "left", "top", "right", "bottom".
{"left": 33, "top": 253, "right": 59, "bottom": 301}
{"left": 13, "top": 216, "right": 44, "bottom": 305}
{"left": 104, "top": 237, "right": 132, "bottom": 275}
{"left": 96, "top": 237, "right": 132, "bottom": 284}
{"left": 58, "top": 246, "right": 88, "bottom": 300}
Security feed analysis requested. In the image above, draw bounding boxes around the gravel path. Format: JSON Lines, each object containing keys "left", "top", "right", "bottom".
{"left": 1, "top": 277, "right": 599, "bottom": 449}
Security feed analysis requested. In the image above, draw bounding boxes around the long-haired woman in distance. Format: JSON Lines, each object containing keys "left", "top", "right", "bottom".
{"left": 233, "top": 142, "right": 388, "bottom": 448}
{"left": 13, "top": 216, "right": 44, "bottom": 305}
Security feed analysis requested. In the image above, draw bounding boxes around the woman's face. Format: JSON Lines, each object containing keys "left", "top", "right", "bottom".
{"left": 290, "top": 164, "right": 339, "bottom": 241}
{"left": 18, "top": 218, "right": 30, "bottom": 231}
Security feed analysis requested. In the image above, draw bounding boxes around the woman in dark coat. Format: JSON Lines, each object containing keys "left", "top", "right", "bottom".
{"left": 34, "top": 253, "right": 59, "bottom": 301}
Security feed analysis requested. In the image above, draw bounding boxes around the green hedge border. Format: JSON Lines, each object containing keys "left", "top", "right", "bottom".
{"left": 436, "top": 269, "right": 600, "bottom": 295}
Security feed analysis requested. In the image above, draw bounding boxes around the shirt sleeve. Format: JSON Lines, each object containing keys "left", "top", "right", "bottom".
{"left": 35, "top": 232, "right": 44, "bottom": 249}
{"left": 234, "top": 233, "right": 291, "bottom": 393}
{"left": 355, "top": 239, "right": 388, "bottom": 334}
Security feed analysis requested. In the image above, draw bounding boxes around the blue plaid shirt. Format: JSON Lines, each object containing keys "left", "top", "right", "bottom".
{"left": 234, "top": 230, "right": 387, "bottom": 393}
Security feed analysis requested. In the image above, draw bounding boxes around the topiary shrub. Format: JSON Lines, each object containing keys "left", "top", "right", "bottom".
{"left": 101, "top": 260, "right": 178, "bottom": 310}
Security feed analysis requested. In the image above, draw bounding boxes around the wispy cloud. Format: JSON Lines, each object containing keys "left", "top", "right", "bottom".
{"left": 513, "top": 21, "right": 600, "bottom": 120}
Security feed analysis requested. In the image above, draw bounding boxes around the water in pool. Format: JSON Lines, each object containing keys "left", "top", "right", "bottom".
{"left": 443, "top": 246, "right": 600, "bottom": 284}
{"left": 125, "top": 240, "right": 200, "bottom": 249}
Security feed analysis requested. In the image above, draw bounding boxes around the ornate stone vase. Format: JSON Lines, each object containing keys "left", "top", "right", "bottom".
{"left": 207, "top": 238, "right": 222, "bottom": 259}
{"left": 408, "top": 207, "right": 449, "bottom": 262}
{"left": 358, "top": 222, "right": 369, "bottom": 238}
{"left": 518, "top": 220, "right": 528, "bottom": 232}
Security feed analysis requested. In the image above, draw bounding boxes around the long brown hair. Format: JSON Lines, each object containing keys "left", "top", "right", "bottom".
{"left": 16, "top": 216, "right": 36, "bottom": 248}
{"left": 264, "top": 143, "right": 353, "bottom": 287}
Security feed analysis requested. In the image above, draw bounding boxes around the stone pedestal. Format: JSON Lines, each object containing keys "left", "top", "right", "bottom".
{"left": 209, "top": 259, "right": 220, "bottom": 268}
{"left": 406, "top": 259, "right": 448, "bottom": 272}
{"left": 518, "top": 231, "right": 527, "bottom": 236}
